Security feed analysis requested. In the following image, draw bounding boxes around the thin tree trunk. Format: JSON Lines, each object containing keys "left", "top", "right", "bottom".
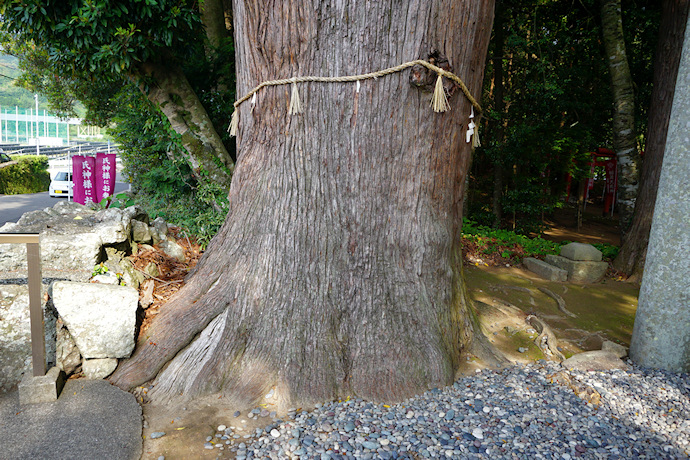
{"left": 601, "top": 0, "right": 640, "bottom": 235}
{"left": 140, "top": 58, "right": 234, "bottom": 188}
{"left": 492, "top": 2, "right": 507, "bottom": 228}
{"left": 200, "top": 0, "right": 228, "bottom": 50}
{"left": 111, "top": 1, "right": 495, "bottom": 407}
{"left": 613, "top": 0, "right": 689, "bottom": 279}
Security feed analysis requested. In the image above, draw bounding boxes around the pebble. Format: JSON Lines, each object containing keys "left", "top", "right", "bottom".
{"left": 196, "top": 362, "right": 690, "bottom": 459}
{"left": 217, "top": 424, "right": 226, "bottom": 432}
{"left": 149, "top": 432, "right": 165, "bottom": 439}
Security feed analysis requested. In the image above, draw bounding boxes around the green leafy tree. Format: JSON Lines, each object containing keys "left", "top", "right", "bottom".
{"left": 1, "top": 0, "right": 234, "bottom": 188}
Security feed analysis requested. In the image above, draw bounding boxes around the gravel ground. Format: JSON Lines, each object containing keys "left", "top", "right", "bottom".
{"left": 200, "top": 361, "right": 689, "bottom": 459}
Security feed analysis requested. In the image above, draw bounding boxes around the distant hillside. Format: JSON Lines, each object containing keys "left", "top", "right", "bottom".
{"left": 0, "top": 53, "right": 51, "bottom": 111}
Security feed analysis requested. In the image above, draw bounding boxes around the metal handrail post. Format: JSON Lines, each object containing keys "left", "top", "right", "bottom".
{"left": 0, "top": 233, "right": 45, "bottom": 376}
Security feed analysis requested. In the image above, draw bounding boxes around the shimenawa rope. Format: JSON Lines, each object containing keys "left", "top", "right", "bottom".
{"left": 228, "top": 59, "right": 481, "bottom": 147}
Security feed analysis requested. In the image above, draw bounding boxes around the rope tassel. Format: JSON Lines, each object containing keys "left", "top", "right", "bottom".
{"left": 431, "top": 74, "right": 450, "bottom": 113}
{"left": 229, "top": 108, "right": 239, "bottom": 137}
{"left": 288, "top": 78, "right": 302, "bottom": 115}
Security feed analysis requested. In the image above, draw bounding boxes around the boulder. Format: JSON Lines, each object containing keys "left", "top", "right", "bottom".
{"left": 82, "top": 358, "right": 118, "bottom": 379}
{"left": 93, "top": 208, "right": 131, "bottom": 245}
{"left": 51, "top": 281, "right": 138, "bottom": 359}
{"left": 123, "top": 205, "right": 150, "bottom": 225}
{"left": 0, "top": 284, "right": 57, "bottom": 393}
{"left": 523, "top": 257, "right": 567, "bottom": 282}
{"left": 544, "top": 255, "right": 608, "bottom": 283}
{"left": 601, "top": 340, "right": 628, "bottom": 358}
{"left": 160, "top": 239, "right": 186, "bottom": 263}
{"left": 151, "top": 217, "right": 169, "bottom": 237}
{"left": 560, "top": 242, "right": 603, "bottom": 262}
{"left": 562, "top": 350, "right": 628, "bottom": 371}
{"left": 131, "top": 219, "right": 152, "bottom": 244}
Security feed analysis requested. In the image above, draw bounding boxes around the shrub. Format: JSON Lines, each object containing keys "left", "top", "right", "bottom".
{"left": 0, "top": 155, "right": 50, "bottom": 194}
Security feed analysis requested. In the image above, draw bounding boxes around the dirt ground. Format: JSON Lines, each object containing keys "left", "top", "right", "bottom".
{"left": 136, "top": 210, "right": 639, "bottom": 459}
{"left": 541, "top": 204, "right": 621, "bottom": 246}
{"left": 137, "top": 263, "right": 640, "bottom": 460}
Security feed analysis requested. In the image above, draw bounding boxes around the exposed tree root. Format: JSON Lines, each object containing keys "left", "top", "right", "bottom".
{"left": 538, "top": 287, "right": 577, "bottom": 318}
{"left": 526, "top": 314, "right": 565, "bottom": 362}
{"left": 546, "top": 370, "right": 601, "bottom": 407}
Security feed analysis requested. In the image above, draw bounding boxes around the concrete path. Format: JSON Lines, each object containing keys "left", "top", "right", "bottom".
{"left": 0, "top": 379, "right": 142, "bottom": 460}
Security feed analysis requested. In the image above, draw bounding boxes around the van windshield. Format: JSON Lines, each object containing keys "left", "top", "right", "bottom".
{"left": 54, "top": 172, "right": 72, "bottom": 181}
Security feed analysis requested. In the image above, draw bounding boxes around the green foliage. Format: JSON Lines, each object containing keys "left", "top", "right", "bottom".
{"left": 463, "top": 218, "right": 562, "bottom": 260}
{"left": 1, "top": 1, "right": 202, "bottom": 77}
{"left": 0, "top": 155, "right": 50, "bottom": 194}
{"left": 92, "top": 263, "right": 109, "bottom": 277}
{"left": 98, "top": 192, "right": 135, "bottom": 209}
{"left": 107, "top": 83, "right": 228, "bottom": 248}
{"left": 462, "top": 217, "right": 619, "bottom": 262}
{"left": 592, "top": 242, "right": 619, "bottom": 261}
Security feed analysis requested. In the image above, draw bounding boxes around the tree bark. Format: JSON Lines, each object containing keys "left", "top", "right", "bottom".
{"left": 613, "top": 0, "right": 689, "bottom": 279}
{"left": 111, "top": 0, "right": 495, "bottom": 408}
{"left": 601, "top": 0, "right": 639, "bottom": 235}
{"left": 492, "top": 2, "right": 507, "bottom": 228}
{"left": 200, "top": 0, "right": 228, "bottom": 49}
{"left": 140, "top": 58, "right": 235, "bottom": 188}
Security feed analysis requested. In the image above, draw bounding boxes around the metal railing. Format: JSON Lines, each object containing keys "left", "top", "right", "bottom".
{"left": 0, "top": 234, "right": 45, "bottom": 377}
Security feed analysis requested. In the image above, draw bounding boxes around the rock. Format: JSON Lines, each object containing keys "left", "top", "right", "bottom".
{"left": 140, "top": 280, "right": 155, "bottom": 309}
{"left": 144, "top": 262, "right": 160, "bottom": 278}
{"left": 562, "top": 350, "right": 629, "bottom": 371}
{"left": 56, "top": 320, "right": 82, "bottom": 376}
{"left": 160, "top": 239, "right": 186, "bottom": 263}
{"left": 118, "top": 257, "right": 146, "bottom": 289}
{"left": 544, "top": 255, "right": 608, "bottom": 283}
{"left": 51, "top": 281, "right": 139, "bottom": 359}
{"left": 93, "top": 208, "right": 131, "bottom": 245}
{"left": 150, "top": 432, "right": 166, "bottom": 439}
{"left": 82, "top": 358, "right": 118, "bottom": 379}
{"left": 560, "top": 242, "right": 603, "bottom": 262}
{"left": 602, "top": 340, "right": 628, "bottom": 358}
{"left": 518, "top": 347, "right": 528, "bottom": 353}
{"left": 123, "top": 205, "right": 150, "bottom": 225}
{"left": 0, "top": 284, "right": 58, "bottom": 393}
{"left": 217, "top": 425, "right": 227, "bottom": 432}
{"left": 131, "top": 219, "right": 152, "bottom": 244}
{"left": 270, "top": 429, "right": 281, "bottom": 438}
{"left": 0, "top": 234, "right": 102, "bottom": 276}
{"left": 524, "top": 257, "right": 567, "bottom": 281}
{"left": 151, "top": 217, "right": 169, "bottom": 237}
{"left": 91, "top": 273, "right": 120, "bottom": 285}
{"left": 472, "top": 428, "right": 484, "bottom": 439}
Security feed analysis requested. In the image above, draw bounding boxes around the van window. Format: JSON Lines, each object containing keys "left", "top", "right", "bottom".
{"left": 54, "top": 172, "right": 72, "bottom": 181}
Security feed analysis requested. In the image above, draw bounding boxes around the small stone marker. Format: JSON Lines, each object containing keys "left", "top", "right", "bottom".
{"left": 545, "top": 254, "right": 608, "bottom": 284}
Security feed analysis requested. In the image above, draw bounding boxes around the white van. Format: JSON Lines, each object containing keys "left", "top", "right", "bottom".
{"left": 49, "top": 171, "right": 73, "bottom": 197}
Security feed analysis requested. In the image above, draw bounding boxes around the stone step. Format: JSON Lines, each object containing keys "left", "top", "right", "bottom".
{"left": 523, "top": 257, "right": 568, "bottom": 282}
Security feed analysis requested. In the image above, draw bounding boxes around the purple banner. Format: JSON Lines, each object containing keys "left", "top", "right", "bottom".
{"left": 71, "top": 155, "right": 97, "bottom": 205}
{"left": 95, "top": 152, "right": 117, "bottom": 202}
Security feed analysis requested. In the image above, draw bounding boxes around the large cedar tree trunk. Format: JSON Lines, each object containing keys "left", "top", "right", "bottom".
{"left": 111, "top": 1, "right": 495, "bottom": 407}
{"left": 601, "top": 0, "right": 640, "bottom": 234}
{"left": 613, "top": 0, "right": 689, "bottom": 279}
